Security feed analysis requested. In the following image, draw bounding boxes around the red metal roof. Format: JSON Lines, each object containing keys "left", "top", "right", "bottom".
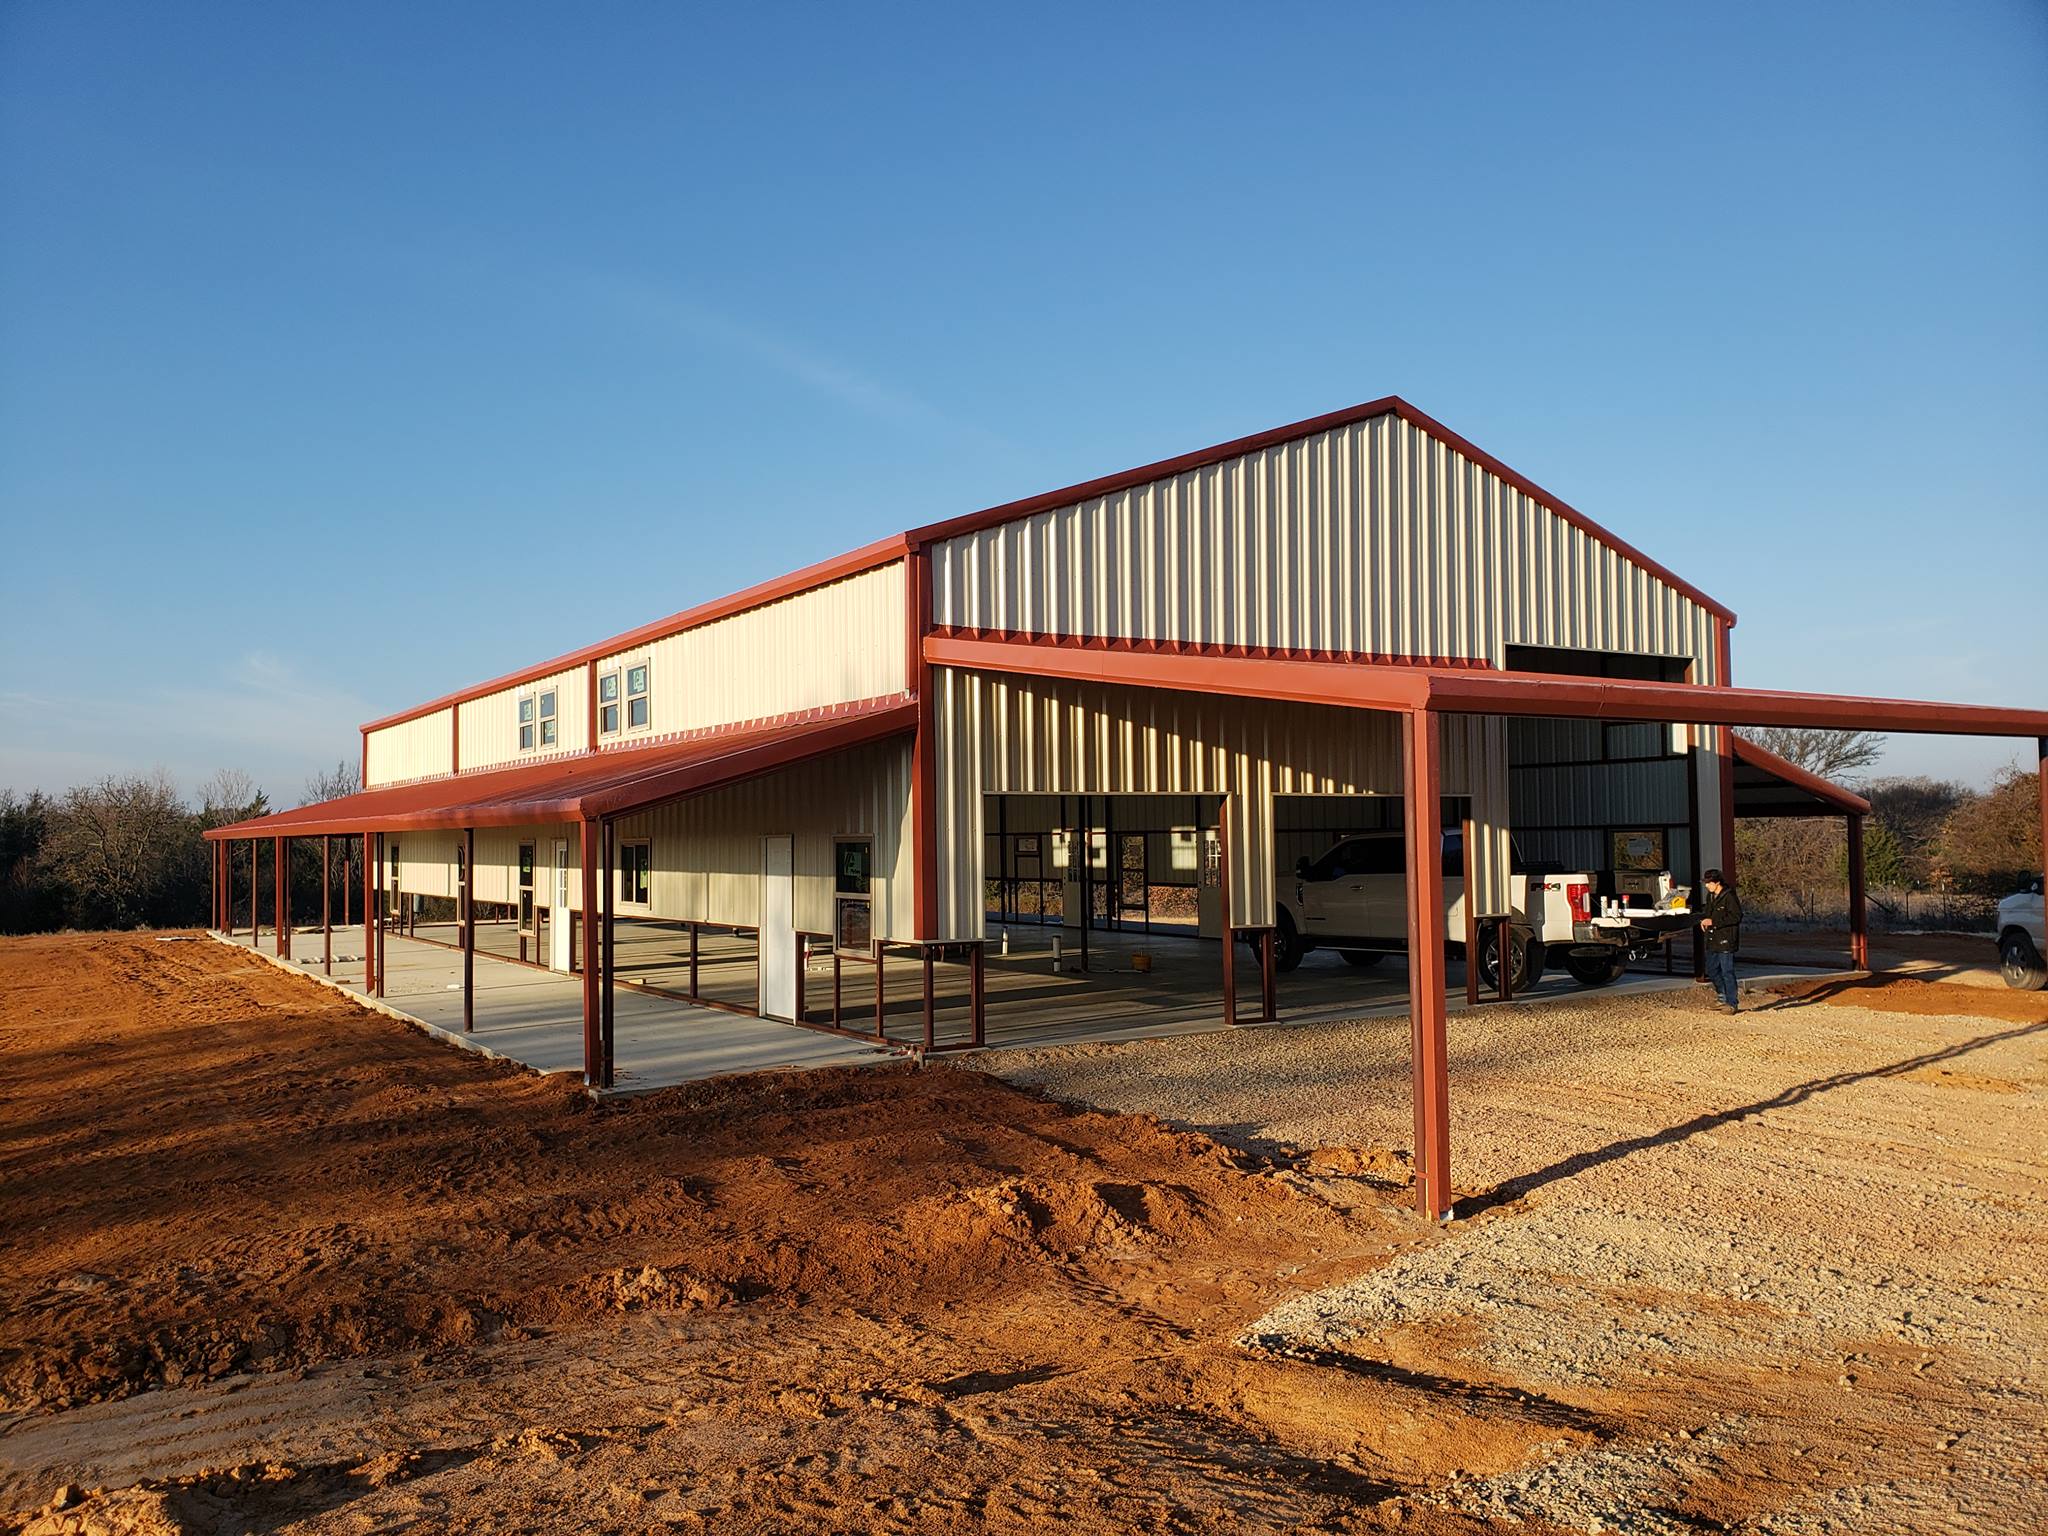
{"left": 364, "top": 396, "right": 1733, "bottom": 737}
{"left": 925, "top": 634, "right": 2048, "bottom": 738}
{"left": 1730, "top": 735, "right": 1872, "bottom": 816}
{"left": 209, "top": 699, "right": 916, "bottom": 839}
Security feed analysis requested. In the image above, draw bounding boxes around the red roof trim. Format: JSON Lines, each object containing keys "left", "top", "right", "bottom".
{"left": 903, "top": 396, "right": 1736, "bottom": 624}
{"left": 1730, "top": 734, "right": 1872, "bottom": 815}
{"left": 216, "top": 699, "right": 916, "bottom": 838}
{"left": 360, "top": 534, "right": 910, "bottom": 734}
{"left": 927, "top": 634, "right": 2048, "bottom": 738}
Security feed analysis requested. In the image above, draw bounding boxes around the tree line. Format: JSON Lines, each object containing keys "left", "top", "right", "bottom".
{"left": 1, "top": 764, "right": 361, "bottom": 936}
{"left": 1735, "top": 728, "right": 2042, "bottom": 925}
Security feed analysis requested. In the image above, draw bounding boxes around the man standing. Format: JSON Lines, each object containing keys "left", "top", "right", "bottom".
{"left": 1698, "top": 867, "right": 1743, "bottom": 1013}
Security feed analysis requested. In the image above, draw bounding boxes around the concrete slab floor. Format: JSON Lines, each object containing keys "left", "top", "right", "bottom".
{"left": 211, "top": 927, "right": 891, "bottom": 1093}
{"left": 213, "top": 918, "right": 1848, "bottom": 1092}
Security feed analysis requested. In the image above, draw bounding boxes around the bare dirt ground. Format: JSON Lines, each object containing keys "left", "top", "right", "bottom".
{"left": 2, "top": 934, "right": 2044, "bottom": 1534}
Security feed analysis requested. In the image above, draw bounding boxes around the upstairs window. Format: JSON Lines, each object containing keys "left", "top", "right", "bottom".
{"left": 598, "top": 670, "right": 621, "bottom": 736}
{"left": 626, "top": 663, "right": 650, "bottom": 730}
{"left": 518, "top": 696, "right": 536, "bottom": 752}
{"left": 538, "top": 690, "right": 558, "bottom": 748}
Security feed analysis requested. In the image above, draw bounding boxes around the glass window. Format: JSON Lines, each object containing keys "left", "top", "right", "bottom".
{"left": 538, "top": 691, "right": 557, "bottom": 747}
{"left": 835, "top": 839, "right": 871, "bottom": 893}
{"left": 618, "top": 840, "right": 652, "bottom": 906}
{"left": 1358, "top": 838, "right": 1405, "bottom": 876}
{"left": 626, "top": 664, "right": 650, "bottom": 729}
{"left": 599, "top": 670, "right": 621, "bottom": 736}
{"left": 518, "top": 695, "right": 536, "bottom": 752}
{"left": 834, "top": 838, "right": 873, "bottom": 954}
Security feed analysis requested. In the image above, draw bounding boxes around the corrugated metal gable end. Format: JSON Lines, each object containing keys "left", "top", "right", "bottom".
{"left": 928, "top": 412, "right": 1721, "bottom": 680}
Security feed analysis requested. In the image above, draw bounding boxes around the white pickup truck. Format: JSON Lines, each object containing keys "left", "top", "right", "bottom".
{"left": 1997, "top": 876, "right": 2046, "bottom": 991}
{"left": 1270, "top": 829, "right": 1691, "bottom": 990}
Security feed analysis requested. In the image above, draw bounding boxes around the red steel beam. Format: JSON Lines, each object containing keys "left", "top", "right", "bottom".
{"left": 1402, "top": 710, "right": 1452, "bottom": 1223}
{"left": 923, "top": 634, "right": 2048, "bottom": 739}
{"left": 580, "top": 819, "right": 600, "bottom": 1087}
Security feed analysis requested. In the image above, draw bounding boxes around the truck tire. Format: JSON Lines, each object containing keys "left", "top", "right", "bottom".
{"left": 1999, "top": 929, "right": 2048, "bottom": 992}
{"left": 1563, "top": 950, "right": 1626, "bottom": 987}
{"left": 1476, "top": 927, "right": 1538, "bottom": 993}
{"left": 1272, "top": 910, "right": 1306, "bottom": 973}
{"left": 1339, "top": 950, "right": 1385, "bottom": 968}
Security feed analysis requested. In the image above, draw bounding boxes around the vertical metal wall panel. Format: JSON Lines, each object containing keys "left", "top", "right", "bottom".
{"left": 932, "top": 410, "right": 1718, "bottom": 684}
{"left": 455, "top": 666, "right": 589, "bottom": 776}
{"left": 596, "top": 562, "right": 907, "bottom": 744}
{"left": 364, "top": 709, "right": 454, "bottom": 787}
{"left": 608, "top": 737, "right": 913, "bottom": 938}
{"left": 932, "top": 667, "right": 1502, "bottom": 940}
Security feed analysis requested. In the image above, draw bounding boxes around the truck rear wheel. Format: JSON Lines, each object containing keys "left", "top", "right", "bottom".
{"left": 1339, "top": 950, "right": 1384, "bottom": 968}
{"left": 1476, "top": 928, "right": 1538, "bottom": 993}
{"left": 2000, "top": 929, "right": 2048, "bottom": 992}
{"left": 1564, "top": 950, "right": 1626, "bottom": 987}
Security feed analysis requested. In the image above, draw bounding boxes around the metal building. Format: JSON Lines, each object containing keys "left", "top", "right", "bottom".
{"left": 207, "top": 395, "right": 2048, "bottom": 1219}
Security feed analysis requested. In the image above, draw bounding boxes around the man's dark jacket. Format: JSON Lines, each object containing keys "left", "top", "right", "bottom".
{"left": 1699, "top": 885, "right": 1742, "bottom": 952}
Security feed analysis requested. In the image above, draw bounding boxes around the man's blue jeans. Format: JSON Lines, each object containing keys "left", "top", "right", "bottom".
{"left": 1705, "top": 948, "right": 1739, "bottom": 1007}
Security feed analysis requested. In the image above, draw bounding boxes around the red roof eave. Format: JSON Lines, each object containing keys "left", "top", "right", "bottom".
{"left": 925, "top": 635, "right": 2048, "bottom": 739}
{"left": 212, "top": 699, "right": 917, "bottom": 840}
{"left": 1730, "top": 733, "right": 1873, "bottom": 815}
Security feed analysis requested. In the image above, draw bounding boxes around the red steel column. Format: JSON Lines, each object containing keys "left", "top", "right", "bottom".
{"left": 321, "top": 836, "right": 332, "bottom": 974}
{"left": 1403, "top": 710, "right": 1452, "bottom": 1223}
{"left": 361, "top": 833, "right": 376, "bottom": 993}
{"left": 2037, "top": 737, "right": 2046, "bottom": 938}
{"left": 276, "top": 836, "right": 289, "bottom": 959}
{"left": 251, "top": 839, "right": 261, "bottom": 948}
{"left": 1715, "top": 622, "right": 1738, "bottom": 879}
{"left": 1461, "top": 815, "right": 1480, "bottom": 1007}
{"left": 1218, "top": 795, "right": 1236, "bottom": 1028}
{"left": 909, "top": 548, "right": 938, "bottom": 941}
{"left": 580, "top": 819, "right": 600, "bottom": 1087}
{"left": 373, "top": 832, "right": 386, "bottom": 997}
{"left": 1847, "top": 813, "right": 1868, "bottom": 971}
{"left": 1259, "top": 928, "right": 1277, "bottom": 1022}
{"left": 600, "top": 820, "right": 615, "bottom": 1087}
{"left": 462, "top": 827, "right": 476, "bottom": 1033}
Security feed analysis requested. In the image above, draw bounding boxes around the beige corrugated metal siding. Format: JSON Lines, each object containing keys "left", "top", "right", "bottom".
{"left": 931, "top": 667, "right": 1508, "bottom": 938}
{"left": 364, "top": 709, "right": 453, "bottom": 787}
{"left": 930, "top": 411, "right": 1719, "bottom": 681}
{"left": 388, "top": 741, "right": 912, "bottom": 937}
{"left": 610, "top": 737, "right": 913, "bottom": 936}
{"left": 456, "top": 665, "right": 590, "bottom": 775}
{"left": 593, "top": 563, "right": 908, "bottom": 747}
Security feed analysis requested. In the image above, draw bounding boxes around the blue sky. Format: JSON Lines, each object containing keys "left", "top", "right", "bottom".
{"left": 2, "top": 1, "right": 2043, "bottom": 805}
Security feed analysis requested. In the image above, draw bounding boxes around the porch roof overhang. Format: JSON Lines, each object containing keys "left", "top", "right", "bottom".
{"left": 206, "top": 699, "right": 917, "bottom": 841}
{"left": 923, "top": 634, "right": 2048, "bottom": 740}
{"left": 1730, "top": 735, "right": 1872, "bottom": 818}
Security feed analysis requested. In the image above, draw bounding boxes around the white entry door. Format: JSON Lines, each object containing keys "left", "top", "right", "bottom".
{"left": 759, "top": 835, "right": 795, "bottom": 1021}
{"left": 550, "top": 837, "right": 573, "bottom": 972}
